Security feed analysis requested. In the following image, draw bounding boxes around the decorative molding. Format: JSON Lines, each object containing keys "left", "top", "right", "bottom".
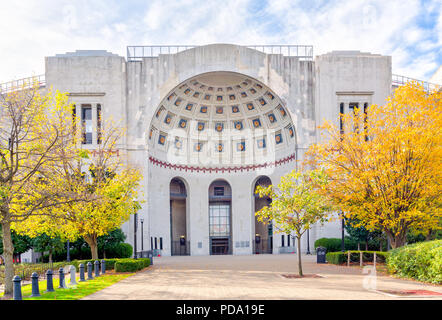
{"left": 335, "top": 91, "right": 374, "bottom": 96}
{"left": 67, "top": 92, "right": 106, "bottom": 96}
{"left": 148, "top": 153, "right": 296, "bottom": 173}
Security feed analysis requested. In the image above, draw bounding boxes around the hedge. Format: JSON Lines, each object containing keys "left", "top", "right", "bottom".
{"left": 326, "top": 251, "right": 389, "bottom": 265}
{"left": 114, "top": 258, "right": 150, "bottom": 272}
{"left": 314, "top": 238, "right": 359, "bottom": 252}
{"left": 386, "top": 240, "right": 442, "bottom": 284}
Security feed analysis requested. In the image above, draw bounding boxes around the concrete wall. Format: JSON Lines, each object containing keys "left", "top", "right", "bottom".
{"left": 43, "top": 45, "right": 392, "bottom": 256}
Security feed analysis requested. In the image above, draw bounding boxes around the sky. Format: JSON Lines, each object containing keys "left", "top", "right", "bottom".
{"left": 0, "top": 0, "right": 441, "bottom": 84}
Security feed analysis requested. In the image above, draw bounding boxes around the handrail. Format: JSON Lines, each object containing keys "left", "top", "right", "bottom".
{"left": 392, "top": 74, "right": 440, "bottom": 92}
{"left": 127, "top": 45, "right": 314, "bottom": 61}
{"left": 0, "top": 75, "right": 46, "bottom": 94}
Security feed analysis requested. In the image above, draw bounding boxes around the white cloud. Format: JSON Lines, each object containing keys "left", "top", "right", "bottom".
{"left": 0, "top": 0, "right": 440, "bottom": 83}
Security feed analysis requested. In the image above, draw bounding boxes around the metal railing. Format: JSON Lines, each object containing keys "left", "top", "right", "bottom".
{"left": 0, "top": 74, "right": 46, "bottom": 94}
{"left": 127, "top": 45, "right": 314, "bottom": 61}
{"left": 392, "top": 74, "right": 440, "bottom": 92}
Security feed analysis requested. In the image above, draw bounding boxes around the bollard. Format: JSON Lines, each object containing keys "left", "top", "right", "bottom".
{"left": 46, "top": 269, "right": 54, "bottom": 292}
{"left": 374, "top": 252, "right": 377, "bottom": 268}
{"left": 69, "top": 265, "right": 77, "bottom": 286}
{"left": 87, "top": 262, "right": 94, "bottom": 280}
{"left": 13, "top": 275, "right": 22, "bottom": 300}
{"left": 101, "top": 260, "right": 106, "bottom": 274}
{"left": 79, "top": 263, "right": 86, "bottom": 282}
{"left": 30, "top": 272, "right": 41, "bottom": 297}
{"left": 58, "top": 268, "right": 66, "bottom": 289}
{"left": 94, "top": 260, "right": 100, "bottom": 277}
{"left": 360, "top": 251, "right": 363, "bottom": 267}
{"left": 347, "top": 251, "right": 350, "bottom": 267}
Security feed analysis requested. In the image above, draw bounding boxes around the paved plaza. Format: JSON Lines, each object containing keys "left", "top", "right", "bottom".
{"left": 82, "top": 254, "right": 442, "bottom": 300}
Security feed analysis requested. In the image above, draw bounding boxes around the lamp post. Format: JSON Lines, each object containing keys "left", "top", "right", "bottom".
{"left": 134, "top": 213, "right": 138, "bottom": 259}
{"left": 306, "top": 229, "right": 311, "bottom": 254}
{"left": 66, "top": 240, "right": 70, "bottom": 262}
{"left": 341, "top": 211, "right": 345, "bottom": 252}
{"left": 140, "top": 218, "right": 144, "bottom": 252}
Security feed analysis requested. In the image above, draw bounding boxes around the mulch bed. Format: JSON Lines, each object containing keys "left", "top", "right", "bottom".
{"left": 378, "top": 289, "right": 442, "bottom": 297}
{"left": 281, "top": 274, "right": 323, "bottom": 279}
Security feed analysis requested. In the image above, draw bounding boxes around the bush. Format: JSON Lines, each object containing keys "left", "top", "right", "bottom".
{"left": 314, "top": 238, "right": 358, "bottom": 252}
{"left": 114, "top": 258, "right": 150, "bottom": 272}
{"left": 326, "top": 250, "right": 389, "bottom": 265}
{"left": 105, "top": 243, "right": 133, "bottom": 259}
{"left": 386, "top": 240, "right": 442, "bottom": 284}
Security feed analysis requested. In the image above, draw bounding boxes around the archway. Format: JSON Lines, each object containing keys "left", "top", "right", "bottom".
{"left": 208, "top": 180, "right": 232, "bottom": 255}
{"left": 170, "top": 177, "right": 189, "bottom": 255}
{"left": 253, "top": 176, "right": 273, "bottom": 254}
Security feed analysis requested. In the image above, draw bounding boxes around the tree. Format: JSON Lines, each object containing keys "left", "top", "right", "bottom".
{"left": 344, "top": 218, "right": 383, "bottom": 250}
{"left": 31, "top": 233, "right": 65, "bottom": 264}
{"left": 0, "top": 82, "right": 78, "bottom": 297}
{"left": 14, "top": 121, "right": 142, "bottom": 259}
{"left": 98, "top": 228, "right": 126, "bottom": 259}
{"left": 307, "top": 82, "right": 442, "bottom": 248}
{"left": 255, "top": 169, "right": 332, "bottom": 276}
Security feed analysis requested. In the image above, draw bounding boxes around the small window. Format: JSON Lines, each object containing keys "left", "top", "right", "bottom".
{"left": 214, "top": 187, "right": 224, "bottom": 196}
{"left": 281, "top": 235, "right": 285, "bottom": 247}
{"left": 287, "top": 234, "right": 291, "bottom": 247}
{"left": 81, "top": 104, "right": 92, "bottom": 144}
{"left": 160, "top": 237, "right": 163, "bottom": 250}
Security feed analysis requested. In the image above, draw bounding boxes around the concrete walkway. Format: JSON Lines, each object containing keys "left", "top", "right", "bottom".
{"left": 82, "top": 254, "right": 442, "bottom": 300}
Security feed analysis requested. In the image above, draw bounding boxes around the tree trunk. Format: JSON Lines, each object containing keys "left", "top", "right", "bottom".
{"left": 1, "top": 221, "right": 14, "bottom": 298}
{"left": 357, "top": 242, "right": 360, "bottom": 251}
{"left": 365, "top": 240, "right": 368, "bottom": 251}
{"left": 386, "top": 232, "right": 406, "bottom": 249}
{"left": 84, "top": 235, "right": 98, "bottom": 260}
{"left": 297, "top": 236, "right": 303, "bottom": 277}
{"left": 49, "top": 249, "right": 53, "bottom": 264}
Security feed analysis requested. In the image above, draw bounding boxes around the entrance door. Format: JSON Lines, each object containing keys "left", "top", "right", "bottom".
{"left": 209, "top": 203, "right": 231, "bottom": 255}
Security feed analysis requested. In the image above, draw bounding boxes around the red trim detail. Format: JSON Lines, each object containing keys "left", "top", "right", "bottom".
{"left": 148, "top": 153, "right": 296, "bottom": 173}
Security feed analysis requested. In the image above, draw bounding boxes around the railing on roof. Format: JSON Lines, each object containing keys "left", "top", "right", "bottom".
{"left": 392, "top": 74, "right": 440, "bottom": 92}
{"left": 0, "top": 75, "right": 46, "bottom": 94}
{"left": 127, "top": 45, "right": 313, "bottom": 61}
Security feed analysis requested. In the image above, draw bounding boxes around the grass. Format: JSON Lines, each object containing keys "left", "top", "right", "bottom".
{"left": 2, "top": 271, "right": 135, "bottom": 300}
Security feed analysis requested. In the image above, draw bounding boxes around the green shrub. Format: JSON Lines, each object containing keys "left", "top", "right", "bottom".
{"left": 386, "top": 240, "right": 442, "bottom": 284}
{"left": 314, "top": 237, "right": 358, "bottom": 252}
{"left": 105, "top": 243, "right": 133, "bottom": 259}
{"left": 326, "top": 250, "right": 389, "bottom": 265}
{"left": 114, "top": 258, "right": 150, "bottom": 272}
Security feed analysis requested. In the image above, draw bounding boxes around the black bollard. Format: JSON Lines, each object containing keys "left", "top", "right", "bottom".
{"left": 58, "top": 268, "right": 65, "bottom": 289}
{"left": 79, "top": 263, "right": 86, "bottom": 282}
{"left": 94, "top": 260, "right": 100, "bottom": 277}
{"left": 101, "top": 260, "right": 106, "bottom": 274}
{"left": 30, "top": 272, "right": 41, "bottom": 297}
{"left": 87, "top": 262, "right": 93, "bottom": 280}
{"left": 13, "top": 275, "right": 22, "bottom": 300}
{"left": 46, "top": 269, "right": 54, "bottom": 292}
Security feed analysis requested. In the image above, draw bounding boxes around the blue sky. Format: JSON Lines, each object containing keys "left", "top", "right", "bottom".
{"left": 0, "top": 0, "right": 440, "bottom": 83}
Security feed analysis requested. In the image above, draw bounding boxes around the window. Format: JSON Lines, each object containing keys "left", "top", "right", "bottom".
{"left": 209, "top": 203, "right": 230, "bottom": 237}
{"left": 287, "top": 234, "right": 291, "bottom": 247}
{"left": 72, "top": 104, "right": 77, "bottom": 136}
{"left": 81, "top": 104, "right": 92, "bottom": 144}
{"left": 97, "top": 104, "right": 102, "bottom": 144}
{"left": 214, "top": 187, "right": 224, "bottom": 196}
{"left": 155, "top": 237, "right": 158, "bottom": 249}
{"left": 364, "top": 103, "right": 368, "bottom": 141}
{"left": 339, "top": 103, "right": 344, "bottom": 137}
{"left": 349, "top": 103, "right": 359, "bottom": 133}
{"left": 160, "top": 237, "right": 163, "bottom": 250}
{"left": 281, "top": 235, "right": 285, "bottom": 247}
{"left": 150, "top": 237, "right": 153, "bottom": 250}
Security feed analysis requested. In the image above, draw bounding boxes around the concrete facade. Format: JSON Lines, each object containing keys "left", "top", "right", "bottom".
{"left": 43, "top": 44, "right": 392, "bottom": 256}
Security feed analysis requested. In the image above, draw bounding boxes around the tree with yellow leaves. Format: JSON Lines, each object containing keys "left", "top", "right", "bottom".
{"left": 14, "top": 120, "right": 143, "bottom": 260}
{"left": 306, "top": 82, "right": 442, "bottom": 248}
{"left": 0, "top": 83, "right": 79, "bottom": 297}
{"left": 255, "top": 169, "right": 332, "bottom": 276}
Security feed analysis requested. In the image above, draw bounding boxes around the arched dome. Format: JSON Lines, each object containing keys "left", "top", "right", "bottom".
{"left": 148, "top": 72, "right": 296, "bottom": 167}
